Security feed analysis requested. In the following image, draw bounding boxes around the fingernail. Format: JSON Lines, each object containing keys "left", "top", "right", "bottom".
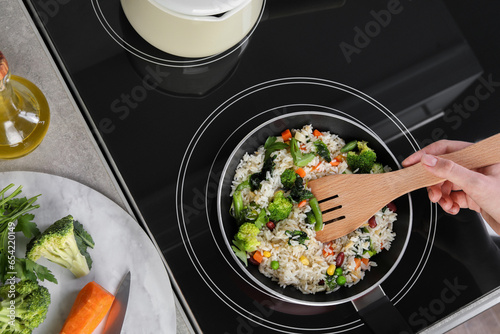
{"left": 422, "top": 154, "right": 438, "bottom": 167}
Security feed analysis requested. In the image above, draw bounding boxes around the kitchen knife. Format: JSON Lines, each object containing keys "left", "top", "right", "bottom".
{"left": 103, "top": 271, "right": 131, "bottom": 334}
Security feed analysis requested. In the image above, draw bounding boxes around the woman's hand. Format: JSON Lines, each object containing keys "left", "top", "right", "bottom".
{"left": 402, "top": 139, "right": 500, "bottom": 235}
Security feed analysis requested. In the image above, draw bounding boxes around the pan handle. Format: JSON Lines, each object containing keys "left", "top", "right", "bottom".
{"left": 352, "top": 286, "right": 414, "bottom": 334}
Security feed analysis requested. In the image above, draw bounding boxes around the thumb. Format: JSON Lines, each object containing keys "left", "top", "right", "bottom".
{"left": 421, "top": 154, "right": 479, "bottom": 192}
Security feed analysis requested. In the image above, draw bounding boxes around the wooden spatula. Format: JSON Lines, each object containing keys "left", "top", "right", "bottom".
{"left": 308, "top": 133, "right": 500, "bottom": 243}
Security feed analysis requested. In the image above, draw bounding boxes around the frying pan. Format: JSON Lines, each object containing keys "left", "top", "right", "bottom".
{"left": 217, "top": 111, "right": 414, "bottom": 332}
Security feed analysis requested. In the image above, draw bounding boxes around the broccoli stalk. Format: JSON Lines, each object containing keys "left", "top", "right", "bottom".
{"left": 0, "top": 280, "right": 51, "bottom": 333}
{"left": 230, "top": 180, "right": 251, "bottom": 225}
{"left": 346, "top": 141, "right": 377, "bottom": 173}
{"left": 26, "top": 215, "right": 94, "bottom": 278}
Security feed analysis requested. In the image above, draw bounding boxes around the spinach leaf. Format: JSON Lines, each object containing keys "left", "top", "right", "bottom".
{"left": 285, "top": 230, "right": 309, "bottom": 249}
{"left": 314, "top": 140, "right": 332, "bottom": 162}
{"left": 289, "top": 176, "right": 313, "bottom": 202}
{"left": 249, "top": 155, "right": 275, "bottom": 191}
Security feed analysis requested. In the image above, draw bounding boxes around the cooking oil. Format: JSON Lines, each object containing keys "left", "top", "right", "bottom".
{"left": 0, "top": 51, "right": 50, "bottom": 159}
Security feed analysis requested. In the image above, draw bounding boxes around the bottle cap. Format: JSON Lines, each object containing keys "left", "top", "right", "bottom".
{"left": 0, "top": 51, "right": 9, "bottom": 91}
{"left": 0, "top": 51, "right": 8, "bottom": 81}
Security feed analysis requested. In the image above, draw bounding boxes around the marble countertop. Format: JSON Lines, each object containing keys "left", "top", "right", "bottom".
{"left": 0, "top": 0, "right": 191, "bottom": 333}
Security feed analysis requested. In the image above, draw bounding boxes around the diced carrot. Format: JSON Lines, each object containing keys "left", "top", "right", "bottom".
{"left": 322, "top": 243, "right": 334, "bottom": 258}
{"left": 330, "top": 160, "right": 340, "bottom": 166}
{"left": 295, "top": 168, "right": 306, "bottom": 178}
{"left": 60, "top": 281, "right": 115, "bottom": 334}
{"left": 313, "top": 129, "right": 322, "bottom": 137}
{"left": 335, "top": 154, "right": 345, "bottom": 162}
{"left": 253, "top": 251, "right": 264, "bottom": 264}
{"left": 354, "top": 258, "right": 361, "bottom": 270}
{"left": 281, "top": 129, "right": 292, "bottom": 141}
{"left": 361, "top": 258, "right": 369, "bottom": 265}
{"left": 311, "top": 162, "right": 322, "bottom": 171}
{"left": 298, "top": 200, "right": 307, "bottom": 208}
{"left": 323, "top": 248, "right": 335, "bottom": 257}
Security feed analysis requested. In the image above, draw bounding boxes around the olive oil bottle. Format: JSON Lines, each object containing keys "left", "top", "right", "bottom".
{"left": 0, "top": 51, "right": 50, "bottom": 159}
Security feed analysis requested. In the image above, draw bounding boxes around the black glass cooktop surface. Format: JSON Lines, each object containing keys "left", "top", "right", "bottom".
{"left": 23, "top": 0, "right": 500, "bottom": 332}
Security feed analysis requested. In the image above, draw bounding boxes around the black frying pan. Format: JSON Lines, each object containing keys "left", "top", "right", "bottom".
{"left": 217, "top": 111, "right": 414, "bottom": 331}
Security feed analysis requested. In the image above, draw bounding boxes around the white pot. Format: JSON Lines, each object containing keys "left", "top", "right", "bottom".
{"left": 120, "top": 0, "right": 264, "bottom": 58}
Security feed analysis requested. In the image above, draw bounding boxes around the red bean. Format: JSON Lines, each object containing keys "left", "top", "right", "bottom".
{"left": 368, "top": 216, "right": 377, "bottom": 228}
{"left": 266, "top": 221, "right": 275, "bottom": 231}
{"left": 248, "top": 256, "right": 260, "bottom": 266}
{"left": 387, "top": 202, "right": 397, "bottom": 212}
{"left": 336, "top": 252, "right": 345, "bottom": 267}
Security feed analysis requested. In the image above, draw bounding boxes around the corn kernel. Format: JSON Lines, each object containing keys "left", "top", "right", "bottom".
{"left": 299, "top": 255, "right": 310, "bottom": 266}
{"left": 263, "top": 251, "right": 271, "bottom": 258}
{"left": 327, "top": 264, "right": 336, "bottom": 276}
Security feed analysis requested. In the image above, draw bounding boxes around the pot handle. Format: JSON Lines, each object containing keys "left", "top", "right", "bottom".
{"left": 352, "top": 286, "right": 414, "bottom": 334}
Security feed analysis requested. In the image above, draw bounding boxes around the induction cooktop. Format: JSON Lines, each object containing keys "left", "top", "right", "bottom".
{"left": 23, "top": 0, "right": 500, "bottom": 332}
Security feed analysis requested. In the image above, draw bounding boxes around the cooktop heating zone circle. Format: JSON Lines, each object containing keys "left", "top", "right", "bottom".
{"left": 176, "top": 77, "right": 438, "bottom": 332}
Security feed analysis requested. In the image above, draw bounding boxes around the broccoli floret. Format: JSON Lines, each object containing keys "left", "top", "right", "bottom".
{"left": 268, "top": 191, "right": 293, "bottom": 222}
{"left": 280, "top": 169, "right": 297, "bottom": 189}
{"left": 235, "top": 223, "right": 261, "bottom": 252}
{"left": 370, "top": 162, "right": 385, "bottom": 174}
{"left": 346, "top": 141, "right": 377, "bottom": 173}
{"left": 232, "top": 222, "right": 261, "bottom": 265}
{"left": 0, "top": 280, "right": 51, "bottom": 333}
{"left": 306, "top": 211, "right": 316, "bottom": 226}
{"left": 26, "top": 215, "right": 94, "bottom": 278}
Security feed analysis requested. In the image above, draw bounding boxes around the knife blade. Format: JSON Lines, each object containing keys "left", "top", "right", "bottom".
{"left": 103, "top": 271, "right": 131, "bottom": 334}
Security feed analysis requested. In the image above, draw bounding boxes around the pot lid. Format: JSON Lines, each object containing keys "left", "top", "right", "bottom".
{"left": 151, "top": 0, "right": 250, "bottom": 17}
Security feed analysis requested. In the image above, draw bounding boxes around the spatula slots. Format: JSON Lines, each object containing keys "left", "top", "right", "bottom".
{"left": 308, "top": 133, "right": 500, "bottom": 243}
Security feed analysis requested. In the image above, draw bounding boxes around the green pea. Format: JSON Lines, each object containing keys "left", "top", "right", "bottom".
{"left": 340, "top": 140, "right": 358, "bottom": 153}
{"left": 271, "top": 260, "right": 279, "bottom": 270}
{"left": 334, "top": 267, "right": 343, "bottom": 276}
{"left": 336, "top": 275, "right": 347, "bottom": 286}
